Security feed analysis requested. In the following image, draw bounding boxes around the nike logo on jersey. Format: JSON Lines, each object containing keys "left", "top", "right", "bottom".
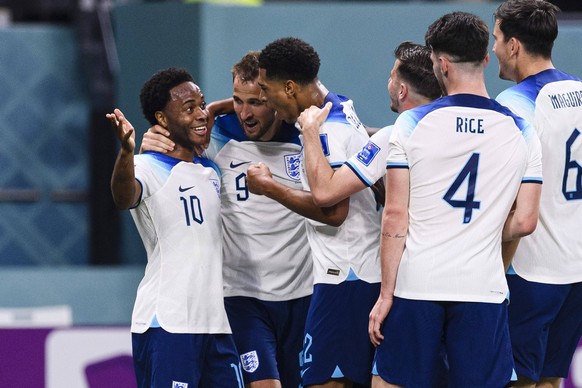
{"left": 300, "top": 367, "right": 310, "bottom": 378}
{"left": 230, "top": 160, "right": 251, "bottom": 168}
{"left": 178, "top": 185, "right": 195, "bottom": 192}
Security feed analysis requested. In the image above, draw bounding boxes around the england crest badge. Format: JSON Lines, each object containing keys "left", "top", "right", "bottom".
{"left": 240, "top": 350, "right": 259, "bottom": 373}
{"left": 284, "top": 153, "right": 302, "bottom": 182}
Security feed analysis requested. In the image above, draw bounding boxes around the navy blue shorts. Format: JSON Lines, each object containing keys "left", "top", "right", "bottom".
{"left": 132, "top": 328, "right": 243, "bottom": 388}
{"left": 300, "top": 280, "right": 380, "bottom": 387}
{"left": 224, "top": 295, "right": 311, "bottom": 387}
{"left": 373, "top": 297, "right": 514, "bottom": 387}
{"left": 507, "top": 274, "right": 582, "bottom": 381}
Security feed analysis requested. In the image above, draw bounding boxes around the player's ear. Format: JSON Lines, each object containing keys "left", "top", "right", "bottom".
{"left": 284, "top": 80, "right": 295, "bottom": 96}
{"left": 509, "top": 37, "right": 520, "bottom": 57}
{"left": 439, "top": 56, "right": 449, "bottom": 78}
{"left": 399, "top": 83, "right": 408, "bottom": 101}
{"left": 155, "top": 111, "right": 167, "bottom": 128}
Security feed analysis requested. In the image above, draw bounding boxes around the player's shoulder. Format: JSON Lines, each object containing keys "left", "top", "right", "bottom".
{"left": 136, "top": 151, "right": 181, "bottom": 170}
{"left": 213, "top": 113, "right": 246, "bottom": 141}
{"left": 323, "top": 91, "right": 366, "bottom": 133}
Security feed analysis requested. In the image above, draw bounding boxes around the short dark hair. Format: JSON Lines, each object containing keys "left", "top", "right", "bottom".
{"left": 258, "top": 37, "right": 320, "bottom": 85}
{"left": 494, "top": 0, "right": 559, "bottom": 58}
{"left": 232, "top": 51, "right": 260, "bottom": 83}
{"left": 394, "top": 41, "right": 442, "bottom": 101}
{"left": 425, "top": 11, "right": 489, "bottom": 63}
{"left": 139, "top": 67, "right": 194, "bottom": 125}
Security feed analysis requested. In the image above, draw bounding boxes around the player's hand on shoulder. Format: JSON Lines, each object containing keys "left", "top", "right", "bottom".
{"left": 140, "top": 125, "right": 174, "bottom": 154}
{"left": 297, "top": 101, "right": 332, "bottom": 135}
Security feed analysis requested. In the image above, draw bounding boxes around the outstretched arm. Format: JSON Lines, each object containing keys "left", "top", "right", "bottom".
{"left": 246, "top": 162, "right": 349, "bottom": 227}
{"left": 106, "top": 108, "right": 142, "bottom": 209}
{"left": 298, "top": 102, "right": 367, "bottom": 207}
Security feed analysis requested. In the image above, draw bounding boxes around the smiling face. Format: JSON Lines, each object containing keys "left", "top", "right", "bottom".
{"left": 258, "top": 68, "right": 299, "bottom": 124}
{"left": 233, "top": 75, "right": 278, "bottom": 141}
{"left": 160, "top": 81, "right": 208, "bottom": 149}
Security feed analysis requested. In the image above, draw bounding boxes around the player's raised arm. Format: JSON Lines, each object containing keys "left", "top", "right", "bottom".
{"left": 107, "top": 108, "right": 141, "bottom": 209}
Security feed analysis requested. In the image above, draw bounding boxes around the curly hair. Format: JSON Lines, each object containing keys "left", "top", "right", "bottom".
{"left": 232, "top": 51, "right": 260, "bottom": 83}
{"left": 139, "top": 67, "right": 194, "bottom": 125}
{"left": 258, "top": 37, "right": 320, "bottom": 85}
{"left": 394, "top": 41, "right": 442, "bottom": 101}
{"left": 425, "top": 12, "right": 489, "bottom": 63}
{"left": 494, "top": 0, "right": 559, "bottom": 59}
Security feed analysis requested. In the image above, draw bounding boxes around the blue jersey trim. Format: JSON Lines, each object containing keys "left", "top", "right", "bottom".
{"left": 514, "top": 68, "right": 580, "bottom": 103}
{"left": 150, "top": 315, "right": 161, "bottom": 328}
{"left": 345, "top": 161, "right": 374, "bottom": 187}
{"left": 142, "top": 151, "right": 220, "bottom": 177}
{"left": 497, "top": 69, "right": 581, "bottom": 117}
{"left": 194, "top": 156, "right": 221, "bottom": 179}
{"left": 213, "top": 113, "right": 301, "bottom": 145}
{"left": 386, "top": 164, "right": 409, "bottom": 169}
{"left": 406, "top": 94, "right": 530, "bottom": 134}
{"left": 130, "top": 178, "right": 144, "bottom": 209}
{"left": 323, "top": 92, "right": 352, "bottom": 125}
{"left": 141, "top": 151, "right": 182, "bottom": 168}
{"left": 344, "top": 268, "right": 360, "bottom": 281}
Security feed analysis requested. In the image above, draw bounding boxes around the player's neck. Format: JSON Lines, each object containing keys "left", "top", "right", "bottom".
{"left": 259, "top": 119, "right": 283, "bottom": 142}
{"left": 445, "top": 73, "right": 489, "bottom": 98}
{"left": 515, "top": 56, "right": 554, "bottom": 83}
{"left": 167, "top": 145, "right": 196, "bottom": 162}
{"left": 300, "top": 79, "right": 328, "bottom": 111}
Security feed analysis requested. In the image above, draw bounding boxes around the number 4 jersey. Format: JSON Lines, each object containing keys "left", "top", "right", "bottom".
{"left": 129, "top": 152, "right": 231, "bottom": 334}
{"left": 497, "top": 69, "right": 582, "bottom": 284}
{"left": 387, "top": 94, "right": 542, "bottom": 303}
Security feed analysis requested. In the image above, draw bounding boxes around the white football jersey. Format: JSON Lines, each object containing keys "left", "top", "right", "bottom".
{"left": 207, "top": 114, "right": 313, "bottom": 301}
{"left": 497, "top": 69, "right": 582, "bottom": 284}
{"left": 387, "top": 94, "right": 543, "bottom": 303}
{"left": 299, "top": 92, "right": 382, "bottom": 285}
{"left": 130, "top": 152, "right": 231, "bottom": 334}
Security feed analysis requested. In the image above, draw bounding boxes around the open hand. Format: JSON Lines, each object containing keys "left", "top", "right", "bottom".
{"left": 106, "top": 108, "right": 135, "bottom": 153}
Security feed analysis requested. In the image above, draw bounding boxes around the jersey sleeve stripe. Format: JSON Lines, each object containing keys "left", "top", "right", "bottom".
{"left": 345, "top": 161, "right": 375, "bottom": 187}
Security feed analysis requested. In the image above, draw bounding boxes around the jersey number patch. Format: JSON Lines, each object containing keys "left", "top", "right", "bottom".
{"left": 235, "top": 173, "right": 249, "bottom": 201}
{"left": 443, "top": 153, "right": 481, "bottom": 224}
{"left": 180, "top": 195, "right": 203, "bottom": 225}
{"left": 562, "top": 128, "right": 582, "bottom": 200}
